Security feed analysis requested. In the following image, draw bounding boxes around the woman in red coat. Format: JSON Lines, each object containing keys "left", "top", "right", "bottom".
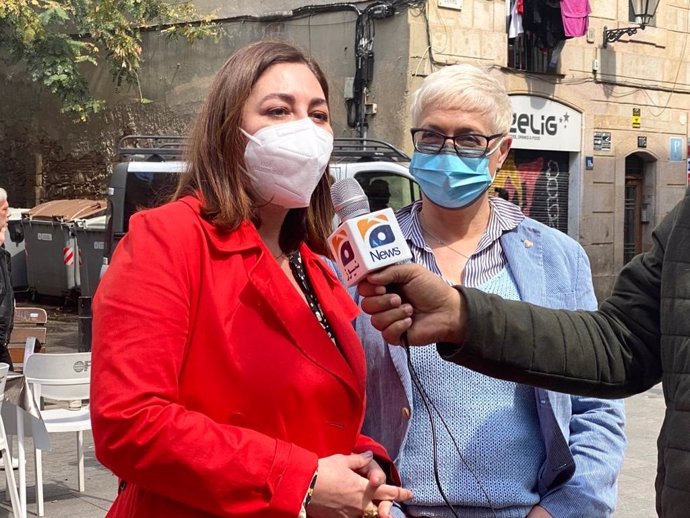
{"left": 91, "top": 41, "right": 411, "bottom": 518}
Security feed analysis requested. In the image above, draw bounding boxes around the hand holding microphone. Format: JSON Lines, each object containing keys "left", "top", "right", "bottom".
{"left": 328, "top": 178, "right": 466, "bottom": 346}
{"left": 357, "top": 263, "right": 467, "bottom": 347}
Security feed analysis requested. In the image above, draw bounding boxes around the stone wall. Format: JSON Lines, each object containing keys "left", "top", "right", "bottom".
{"left": 0, "top": 0, "right": 412, "bottom": 207}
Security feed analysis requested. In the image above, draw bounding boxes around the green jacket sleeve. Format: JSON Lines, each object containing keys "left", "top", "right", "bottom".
{"left": 436, "top": 200, "right": 679, "bottom": 399}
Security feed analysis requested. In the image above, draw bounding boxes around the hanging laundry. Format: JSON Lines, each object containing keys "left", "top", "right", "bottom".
{"left": 561, "top": 0, "right": 591, "bottom": 38}
{"left": 522, "top": 0, "right": 565, "bottom": 50}
{"left": 509, "top": 0, "right": 524, "bottom": 39}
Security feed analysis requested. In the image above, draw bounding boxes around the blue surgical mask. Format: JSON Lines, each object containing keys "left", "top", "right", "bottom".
{"left": 410, "top": 151, "right": 494, "bottom": 209}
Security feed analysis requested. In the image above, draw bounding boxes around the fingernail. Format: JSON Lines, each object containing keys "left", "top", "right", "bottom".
{"left": 360, "top": 450, "right": 373, "bottom": 458}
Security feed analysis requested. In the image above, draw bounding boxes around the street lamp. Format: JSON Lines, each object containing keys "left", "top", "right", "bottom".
{"left": 603, "top": 0, "right": 661, "bottom": 48}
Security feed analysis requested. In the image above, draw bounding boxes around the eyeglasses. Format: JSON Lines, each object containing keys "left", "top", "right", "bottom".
{"left": 410, "top": 128, "right": 504, "bottom": 158}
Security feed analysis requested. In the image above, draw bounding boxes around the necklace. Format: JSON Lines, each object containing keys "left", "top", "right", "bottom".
{"left": 420, "top": 223, "right": 471, "bottom": 260}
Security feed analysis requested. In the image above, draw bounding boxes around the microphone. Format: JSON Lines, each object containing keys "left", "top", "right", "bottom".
{"left": 328, "top": 178, "right": 412, "bottom": 287}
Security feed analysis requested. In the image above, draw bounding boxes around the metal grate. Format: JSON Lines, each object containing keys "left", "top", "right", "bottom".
{"left": 117, "top": 135, "right": 187, "bottom": 160}
{"left": 331, "top": 137, "right": 410, "bottom": 163}
{"left": 116, "top": 135, "right": 410, "bottom": 163}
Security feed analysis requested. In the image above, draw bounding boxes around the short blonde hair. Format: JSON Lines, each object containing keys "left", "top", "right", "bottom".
{"left": 0, "top": 188, "right": 7, "bottom": 202}
{"left": 410, "top": 64, "right": 512, "bottom": 135}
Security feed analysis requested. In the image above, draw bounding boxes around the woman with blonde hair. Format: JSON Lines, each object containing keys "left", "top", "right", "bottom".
{"left": 356, "top": 64, "right": 625, "bottom": 518}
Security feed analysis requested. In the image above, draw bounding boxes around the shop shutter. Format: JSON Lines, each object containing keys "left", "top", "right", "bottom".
{"left": 492, "top": 149, "right": 570, "bottom": 234}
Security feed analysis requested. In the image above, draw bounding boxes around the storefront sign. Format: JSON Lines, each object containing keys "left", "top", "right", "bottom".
{"left": 670, "top": 137, "right": 684, "bottom": 161}
{"left": 593, "top": 131, "right": 611, "bottom": 151}
{"left": 632, "top": 108, "right": 641, "bottom": 129}
{"left": 509, "top": 95, "right": 582, "bottom": 152}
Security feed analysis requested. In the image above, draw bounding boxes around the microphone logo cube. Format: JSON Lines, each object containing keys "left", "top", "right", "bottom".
{"left": 357, "top": 214, "right": 396, "bottom": 248}
{"left": 328, "top": 208, "right": 412, "bottom": 286}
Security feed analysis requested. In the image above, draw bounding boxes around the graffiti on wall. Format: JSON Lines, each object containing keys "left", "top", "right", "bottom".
{"left": 492, "top": 150, "right": 570, "bottom": 234}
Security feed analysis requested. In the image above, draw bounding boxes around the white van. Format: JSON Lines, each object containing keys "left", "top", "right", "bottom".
{"left": 329, "top": 137, "right": 420, "bottom": 213}
{"left": 102, "top": 135, "right": 420, "bottom": 267}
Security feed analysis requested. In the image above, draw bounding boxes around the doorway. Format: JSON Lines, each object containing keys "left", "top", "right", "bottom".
{"left": 624, "top": 155, "right": 645, "bottom": 263}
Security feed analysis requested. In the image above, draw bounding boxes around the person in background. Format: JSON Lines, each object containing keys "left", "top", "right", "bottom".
{"left": 0, "top": 188, "right": 14, "bottom": 371}
{"left": 366, "top": 179, "right": 392, "bottom": 211}
{"left": 354, "top": 64, "right": 625, "bottom": 518}
{"left": 91, "top": 41, "right": 411, "bottom": 518}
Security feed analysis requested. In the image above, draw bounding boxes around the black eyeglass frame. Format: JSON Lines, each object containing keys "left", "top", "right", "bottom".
{"left": 410, "top": 128, "right": 505, "bottom": 158}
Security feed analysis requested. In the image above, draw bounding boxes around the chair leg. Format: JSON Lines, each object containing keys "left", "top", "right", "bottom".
{"left": 35, "top": 446, "right": 44, "bottom": 517}
{"left": 1, "top": 439, "right": 23, "bottom": 517}
{"left": 77, "top": 431, "right": 84, "bottom": 492}
{"left": 3, "top": 435, "right": 12, "bottom": 503}
{"left": 3, "top": 452, "right": 22, "bottom": 518}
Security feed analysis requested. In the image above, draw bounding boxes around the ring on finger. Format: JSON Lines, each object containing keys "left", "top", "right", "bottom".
{"left": 363, "top": 505, "right": 379, "bottom": 518}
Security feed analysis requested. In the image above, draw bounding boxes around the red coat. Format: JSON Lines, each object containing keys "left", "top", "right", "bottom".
{"left": 91, "top": 196, "right": 391, "bottom": 517}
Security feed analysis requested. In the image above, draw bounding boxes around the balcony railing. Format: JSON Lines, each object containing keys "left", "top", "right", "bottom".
{"left": 507, "top": 33, "right": 560, "bottom": 74}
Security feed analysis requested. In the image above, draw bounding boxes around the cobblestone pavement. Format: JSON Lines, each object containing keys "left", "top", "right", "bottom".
{"left": 0, "top": 302, "right": 665, "bottom": 517}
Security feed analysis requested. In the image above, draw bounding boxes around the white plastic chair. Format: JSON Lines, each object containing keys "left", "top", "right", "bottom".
{"left": 0, "top": 362, "right": 24, "bottom": 516}
{"left": 23, "top": 353, "right": 91, "bottom": 517}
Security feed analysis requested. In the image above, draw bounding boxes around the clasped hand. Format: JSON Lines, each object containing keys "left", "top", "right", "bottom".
{"left": 308, "top": 452, "right": 412, "bottom": 518}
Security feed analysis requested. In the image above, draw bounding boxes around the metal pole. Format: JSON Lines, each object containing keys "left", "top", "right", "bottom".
{"left": 77, "top": 296, "right": 92, "bottom": 352}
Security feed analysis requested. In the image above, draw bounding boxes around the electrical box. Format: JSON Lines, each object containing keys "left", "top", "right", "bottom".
{"left": 344, "top": 77, "right": 355, "bottom": 100}
{"left": 438, "top": 0, "right": 463, "bottom": 10}
{"left": 641, "top": 205, "right": 651, "bottom": 223}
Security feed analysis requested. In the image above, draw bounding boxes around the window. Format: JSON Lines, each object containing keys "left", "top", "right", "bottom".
{"left": 354, "top": 172, "right": 420, "bottom": 212}
{"left": 506, "top": 0, "right": 565, "bottom": 74}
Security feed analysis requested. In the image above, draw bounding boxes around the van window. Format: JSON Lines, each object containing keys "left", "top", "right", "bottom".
{"left": 355, "top": 172, "right": 420, "bottom": 212}
{"left": 123, "top": 171, "right": 180, "bottom": 233}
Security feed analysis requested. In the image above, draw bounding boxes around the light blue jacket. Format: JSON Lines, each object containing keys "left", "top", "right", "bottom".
{"left": 352, "top": 216, "right": 627, "bottom": 518}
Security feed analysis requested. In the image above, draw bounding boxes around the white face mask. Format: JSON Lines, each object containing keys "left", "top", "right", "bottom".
{"left": 241, "top": 118, "right": 334, "bottom": 208}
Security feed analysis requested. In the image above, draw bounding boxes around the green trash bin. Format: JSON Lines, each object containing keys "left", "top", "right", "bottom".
{"left": 21, "top": 200, "right": 106, "bottom": 298}
{"left": 74, "top": 215, "right": 107, "bottom": 299}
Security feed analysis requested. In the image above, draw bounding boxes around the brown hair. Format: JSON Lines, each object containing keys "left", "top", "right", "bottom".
{"left": 175, "top": 40, "right": 334, "bottom": 256}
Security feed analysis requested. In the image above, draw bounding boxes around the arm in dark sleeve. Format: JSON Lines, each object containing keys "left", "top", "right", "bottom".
{"left": 0, "top": 250, "right": 13, "bottom": 346}
{"left": 436, "top": 200, "right": 676, "bottom": 399}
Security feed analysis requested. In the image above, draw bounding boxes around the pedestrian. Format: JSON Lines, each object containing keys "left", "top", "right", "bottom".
{"left": 354, "top": 64, "right": 624, "bottom": 518}
{"left": 91, "top": 40, "right": 411, "bottom": 518}
{"left": 0, "top": 187, "right": 14, "bottom": 371}
{"left": 356, "top": 187, "right": 690, "bottom": 517}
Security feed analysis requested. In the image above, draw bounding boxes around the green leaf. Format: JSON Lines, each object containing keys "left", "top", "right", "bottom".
{"left": 1, "top": 0, "right": 216, "bottom": 122}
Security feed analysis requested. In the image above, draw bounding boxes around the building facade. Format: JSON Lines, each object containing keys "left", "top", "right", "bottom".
{"left": 410, "top": 0, "right": 690, "bottom": 298}
{"left": 0, "top": 0, "right": 688, "bottom": 299}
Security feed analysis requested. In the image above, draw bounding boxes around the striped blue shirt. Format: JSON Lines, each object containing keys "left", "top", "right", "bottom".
{"left": 396, "top": 198, "right": 545, "bottom": 517}
{"left": 396, "top": 197, "right": 526, "bottom": 287}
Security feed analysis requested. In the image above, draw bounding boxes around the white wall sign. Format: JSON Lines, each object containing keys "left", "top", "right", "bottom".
{"left": 509, "top": 95, "right": 582, "bottom": 152}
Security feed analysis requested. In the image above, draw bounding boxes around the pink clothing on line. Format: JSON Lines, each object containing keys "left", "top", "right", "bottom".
{"left": 561, "top": 0, "right": 591, "bottom": 38}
